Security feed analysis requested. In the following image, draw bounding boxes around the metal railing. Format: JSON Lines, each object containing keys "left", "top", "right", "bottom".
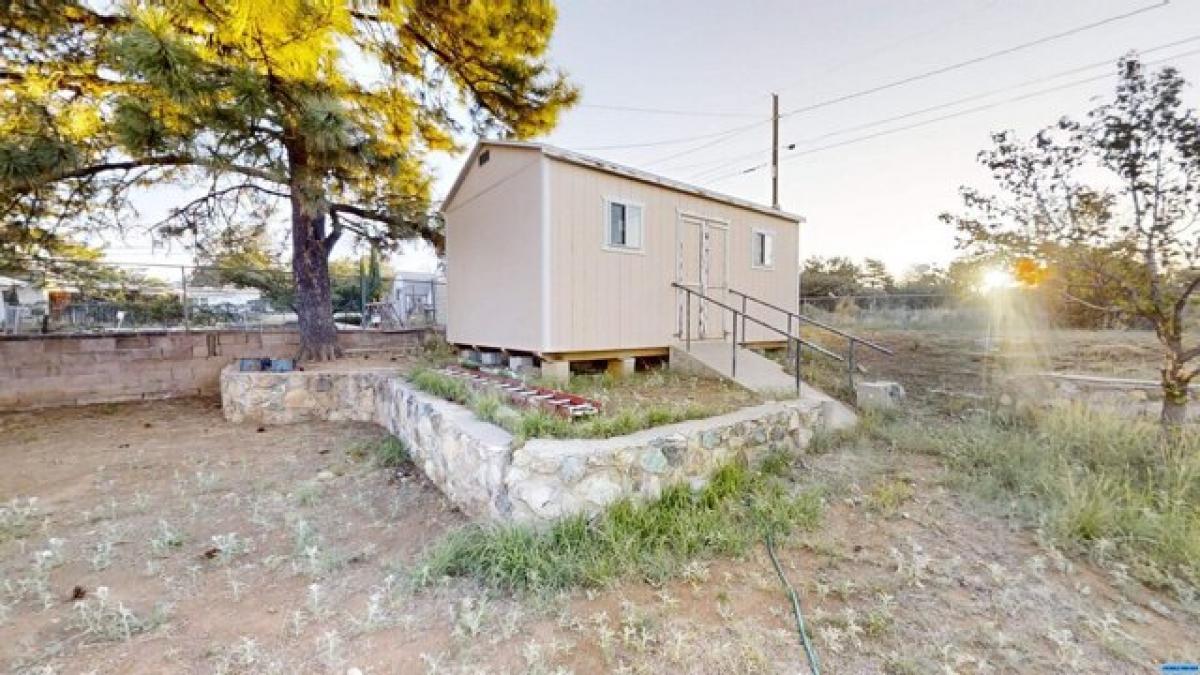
{"left": 729, "top": 288, "right": 894, "bottom": 390}
{"left": 673, "top": 282, "right": 845, "bottom": 396}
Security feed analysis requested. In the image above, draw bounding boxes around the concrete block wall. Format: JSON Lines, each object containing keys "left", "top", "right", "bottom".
{"left": 0, "top": 329, "right": 423, "bottom": 411}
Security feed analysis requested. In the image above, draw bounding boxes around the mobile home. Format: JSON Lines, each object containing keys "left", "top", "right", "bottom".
{"left": 442, "top": 140, "right": 802, "bottom": 371}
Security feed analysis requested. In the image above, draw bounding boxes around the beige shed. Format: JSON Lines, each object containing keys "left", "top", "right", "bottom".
{"left": 442, "top": 140, "right": 803, "bottom": 370}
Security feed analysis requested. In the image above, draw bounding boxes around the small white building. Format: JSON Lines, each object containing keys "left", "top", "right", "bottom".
{"left": 0, "top": 275, "right": 46, "bottom": 332}
{"left": 387, "top": 271, "right": 446, "bottom": 327}
{"left": 441, "top": 140, "right": 802, "bottom": 366}
{"left": 185, "top": 286, "right": 263, "bottom": 307}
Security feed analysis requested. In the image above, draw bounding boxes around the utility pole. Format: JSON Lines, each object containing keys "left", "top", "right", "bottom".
{"left": 771, "top": 92, "right": 780, "bottom": 209}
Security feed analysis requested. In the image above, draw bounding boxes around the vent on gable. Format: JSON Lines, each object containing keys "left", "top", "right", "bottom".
{"left": 478, "top": 149, "right": 490, "bottom": 167}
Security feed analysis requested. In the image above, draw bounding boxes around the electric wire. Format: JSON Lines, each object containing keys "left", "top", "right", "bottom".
{"left": 576, "top": 103, "right": 758, "bottom": 119}
{"left": 643, "top": 0, "right": 1170, "bottom": 167}
{"left": 701, "top": 44, "right": 1200, "bottom": 184}
{"left": 776, "top": 0, "right": 1170, "bottom": 121}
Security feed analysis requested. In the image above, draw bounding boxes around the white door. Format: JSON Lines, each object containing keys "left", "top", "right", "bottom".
{"left": 676, "top": 215, "right": 729, "bottom": 340}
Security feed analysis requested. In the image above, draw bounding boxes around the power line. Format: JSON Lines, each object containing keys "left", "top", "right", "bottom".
{"left": 777, "top": 0, "right": 1169, "bottom": 121}
{"left": 620, "top": 1, "right": 1169, "bottom": 170}
{"left": 576, "top": 103, "right": 759, "bottom": 119}
{"left": 774, "top": 0, "right": 1001, "bottom": 96}
{"left": 638, "top": 120, "right": 768, "bottom": 167}
{"left": 783, "top": 34, "right": 1200, "bottom": 153}
{"left": 575, "top": 119, "right": 769, "bottom": 152}
{"left": 702, "top": 45, "right": 1200, "bottom": 184}
{"left": 696, "top": 35, "right": 1200, "bottom": 182}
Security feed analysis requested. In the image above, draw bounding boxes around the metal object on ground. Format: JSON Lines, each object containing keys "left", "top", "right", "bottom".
{"left": 238, "top": 358, "right": 296, "bottom": 373}
{"left": 441, "top": 365, "right": 601, "bottom": 418}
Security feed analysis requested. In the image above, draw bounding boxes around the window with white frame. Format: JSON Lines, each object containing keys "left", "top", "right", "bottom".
{"left": 605, "top": 199, "right": 643, "bottom": 250}
{"left": 752, "top": 230, "right": 775, "bottom": 268}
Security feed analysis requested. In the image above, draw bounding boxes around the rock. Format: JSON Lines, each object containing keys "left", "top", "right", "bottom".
{"left": 855, "top": 381, "right": 906, "bottom": 410}
{"left": 316, "top": 470, "right": 335, "bottom": 482}
{"left": 639, "top": 447, "right": 669, "bottom": 474}
{"left": 557, "top": 455, "right": 587, "bottom": 484}
{"left": 575, "top": 474, "right": 622, "bottom": 507}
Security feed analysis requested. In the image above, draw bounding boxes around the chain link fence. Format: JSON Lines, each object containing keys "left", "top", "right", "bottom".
{"left": 0, "top": 259, "right": 445, "bottom": 335}
{"left": 798, "top": 293, "right": 993, "bottom": 332}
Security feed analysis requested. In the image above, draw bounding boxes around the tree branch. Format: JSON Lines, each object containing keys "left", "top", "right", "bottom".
{"left": 12, "top": 156, "right": 286, "bottom": 191}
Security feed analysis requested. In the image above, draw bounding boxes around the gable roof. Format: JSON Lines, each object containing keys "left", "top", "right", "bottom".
{"left": 440, "top": 139, "right": 803, "bottom": 223}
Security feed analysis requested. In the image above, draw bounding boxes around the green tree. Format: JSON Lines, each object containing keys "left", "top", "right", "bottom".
{"left": 192, "top": 235, "right": 294, "bottom": 310}
{"left": 1, "top": 0, "right": 576, "bottom": 359}
{"left": 859, "top": 258, "right": 895, "bottom": 293}
{"left": 943, "top": 57, "right": 1200, "bottom": 424}
{"left": 801, "top": 256, "right": 863, "bottom": 304}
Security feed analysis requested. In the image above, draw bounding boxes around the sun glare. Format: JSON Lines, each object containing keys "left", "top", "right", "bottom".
{"left": 980, "top": 267, "right": 1017, "bottom": 292}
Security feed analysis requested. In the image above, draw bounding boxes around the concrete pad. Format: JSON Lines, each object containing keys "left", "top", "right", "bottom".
{"left": 670, "top": 341, "right": 857, "bottom": 431}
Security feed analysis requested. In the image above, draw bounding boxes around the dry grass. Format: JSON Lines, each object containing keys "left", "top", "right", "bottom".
{"left": 1, "top": 391, "right": 1197, "bottom": 673}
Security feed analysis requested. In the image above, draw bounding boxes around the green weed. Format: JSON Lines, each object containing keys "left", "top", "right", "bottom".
{"left": 371, "top": 437, "right": 409, "bottom": 468}
{"left": 412, "top": 457, "right": 822, "bottom": 593}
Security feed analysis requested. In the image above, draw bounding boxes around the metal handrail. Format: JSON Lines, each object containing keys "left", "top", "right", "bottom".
{"left": 672, "top": 283, "right": 843, "bottom": 362}
{"left": 728, "top": 288, "right": 894, "bottom": 356}
{"left": 673, "top": 283, "right": 848, "bottom": 396}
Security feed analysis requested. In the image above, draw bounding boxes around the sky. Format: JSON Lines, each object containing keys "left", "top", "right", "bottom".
{"left": 99, "top": 0, "right": 1200, "bottom": 279}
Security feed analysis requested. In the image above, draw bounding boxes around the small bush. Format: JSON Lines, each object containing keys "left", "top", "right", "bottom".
{"left": 413, "top": 457, "right": 823, "bottom": 593}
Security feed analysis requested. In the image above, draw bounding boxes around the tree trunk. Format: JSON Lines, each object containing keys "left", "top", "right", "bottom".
{"left": 1161, "top": 353, "right": 1190, "bottom": 426}
{"left": 291, "top": 205, "right": 341, "bottom": 361}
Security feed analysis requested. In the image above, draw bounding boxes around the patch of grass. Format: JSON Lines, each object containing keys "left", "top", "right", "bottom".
{"left": 407, "top": 367, "right": 717, "bottom": 441}
{"left": 760, "top": 346, "right": 856, "bottom": 404}
{"left": 370, "top": 437, "right": 410, "bottom": 468}
{"left": 72, "top": 586, "right": 169, "bottom": 643}
{"left": 843, "top": 405, "right": 1200, "bottom": 591}
{"left": 408, "top": 367, "right": 471, "bottom": 404}
{"left": 0, "top": 497, "right": 40, "bottom": 544}
{"left": 866, "top": 476, "right": 915, "bottom": 514}
{"left": 412, "top": 456, "right": 823, "bottom": 593}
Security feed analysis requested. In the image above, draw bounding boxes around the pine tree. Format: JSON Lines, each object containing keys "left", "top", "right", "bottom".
{"left": 1, "top": 0, "right": 577, "bottom": 358}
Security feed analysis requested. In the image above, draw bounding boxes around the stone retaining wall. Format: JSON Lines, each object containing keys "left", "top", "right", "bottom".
{"left": 221, "top": 366, "right": 825, "bottom": 524}
{"left": 0, "top": 329, "right": 423, "bottom": 411}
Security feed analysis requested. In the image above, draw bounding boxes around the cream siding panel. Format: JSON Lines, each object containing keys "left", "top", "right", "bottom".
{"left": 444, "top": 146, "right": 544, "bottom": 351}
{"left": 546, "top": 158, "right": 799, "bottom": 351}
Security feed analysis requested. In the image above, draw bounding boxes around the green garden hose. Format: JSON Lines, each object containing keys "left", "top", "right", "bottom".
{"left": 765, "top": 530, "right": 821, "bottom": 675}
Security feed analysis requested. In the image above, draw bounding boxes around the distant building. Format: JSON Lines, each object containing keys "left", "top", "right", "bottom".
{"left": 185, "top": 286, "right": 263, "bottom": 307}
{"left": 387, "top": 271, "right": 446, "bottom": 327}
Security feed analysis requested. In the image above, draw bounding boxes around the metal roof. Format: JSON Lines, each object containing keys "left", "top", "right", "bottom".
{"left": 441, "top": 139, "right": 803, "bottom": 223}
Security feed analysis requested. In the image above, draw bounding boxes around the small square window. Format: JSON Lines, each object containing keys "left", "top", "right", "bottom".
{"left": 752, "top": 230, "right": 774, "bottom": 268}
{"left": 605, "top": 199, "right": 643, "bottom": 250}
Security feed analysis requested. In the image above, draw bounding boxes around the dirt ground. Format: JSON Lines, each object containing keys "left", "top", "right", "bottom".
{"left": 2, "top": 397, "right": 1196, "bottom": 674}
{"left": 808, "top": 327, "right": 1164, "bottom": 407}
